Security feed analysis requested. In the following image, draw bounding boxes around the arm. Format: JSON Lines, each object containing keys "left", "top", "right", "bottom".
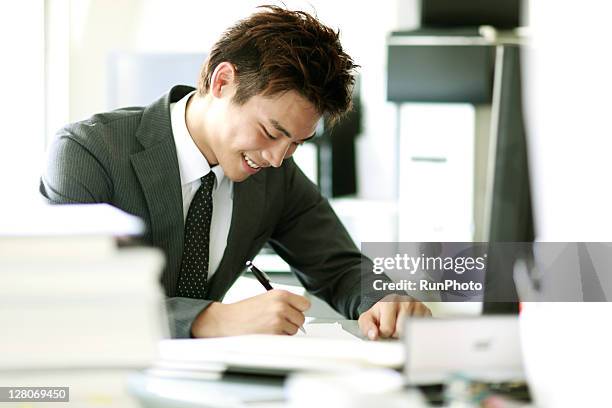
{"left": 267, "top": 159, "right": 394, "bottom": 318}
{"left": 41, "top": 131, "right": 207, "bottom": 338}
{"left": 166, "top": 298, "right": 214, "bottom": 338}
{"left": 267, "top": 159, "right": 431, "bottom": 336}
{"left": 40, "top": 131, "right": 113, "bottom": 204}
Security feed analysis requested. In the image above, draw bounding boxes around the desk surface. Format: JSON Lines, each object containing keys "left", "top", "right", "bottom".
{"left": 128, "top": 371, "right": 286, "bottom": 407}
{"left": 128, "top": 371, "right": 428, "bottom": 408}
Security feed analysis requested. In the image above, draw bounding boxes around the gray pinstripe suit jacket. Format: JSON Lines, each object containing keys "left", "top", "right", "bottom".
{"left": 40, "top": 85, "right": 385, "bottom": 338}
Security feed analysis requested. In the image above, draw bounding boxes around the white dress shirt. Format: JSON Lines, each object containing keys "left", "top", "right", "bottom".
{"left": 170, "top": 91, "right": 233, "bottom": 279}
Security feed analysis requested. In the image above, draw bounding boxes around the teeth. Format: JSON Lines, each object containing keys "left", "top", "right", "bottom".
{"left": 243, "top": 153, "right": 260, "bottom": 169}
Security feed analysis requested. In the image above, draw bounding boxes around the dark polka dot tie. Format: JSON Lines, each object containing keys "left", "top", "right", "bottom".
{"left": 177, "top": 172, "right": 216, "bottom": 298}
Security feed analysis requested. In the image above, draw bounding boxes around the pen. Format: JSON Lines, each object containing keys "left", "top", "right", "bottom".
{"left": 245, "top": 260, "right": 306, "bottom": 334}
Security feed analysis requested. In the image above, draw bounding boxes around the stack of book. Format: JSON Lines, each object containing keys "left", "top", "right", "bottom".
{"left": 0, "top": 203, "right": 167, "bottom": 370}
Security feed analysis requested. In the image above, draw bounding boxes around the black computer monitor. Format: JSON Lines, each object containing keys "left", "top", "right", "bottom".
{"left": 482, "top": 44, "right": 534, "bottom": 314}
{"left": 421, "top": 0, "right": 521, "bottom": 29}
{"left": 316, "top": 77, "right": 361, "bottom": 198}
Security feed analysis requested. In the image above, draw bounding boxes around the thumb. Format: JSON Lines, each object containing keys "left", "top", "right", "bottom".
{"left": 358, "top": 312, "right": 379, "bottom": 340}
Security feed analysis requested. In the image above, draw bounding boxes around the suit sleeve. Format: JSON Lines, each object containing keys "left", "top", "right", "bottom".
{"left": 165, "top": 298, "right": 214, "bottom": 338}
{"left": 40, "top": 132, "right": 113, "bottom": 204}
{"left": 40, "top": 131, "right": 207, "bottom": 339}
{"left": 268, "top": 159, "right": 397, "bottom": 319}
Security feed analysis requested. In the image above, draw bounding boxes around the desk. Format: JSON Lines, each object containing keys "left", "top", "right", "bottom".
{"left": 128, "top": 371, "right": 428, "bottom": 408}
{"left": 128, "top": 371, "right": 286, "bottom": 407}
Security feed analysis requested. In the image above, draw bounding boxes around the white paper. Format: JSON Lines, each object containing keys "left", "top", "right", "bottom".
{"left": 222, "top": 276, "right": 305, "bottom": 304}
{"left": 296, "top": 322, "right": 361, "bottom": 341}
{"left": 159, "top": 335, "right": 404, "bottom": 373}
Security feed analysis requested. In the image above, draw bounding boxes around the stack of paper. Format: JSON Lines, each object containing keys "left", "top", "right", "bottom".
{"left": 156, "top": 334, "right": 404, "bottom": 376}
{"left": 0, "top": 203, "right": 167, "bottom": 370}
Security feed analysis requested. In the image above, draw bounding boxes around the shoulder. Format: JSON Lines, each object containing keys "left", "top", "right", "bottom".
{"left": 49, "top": 106, "right": 153, "bottom": 166}
{"left": 261, "top": 157, "right": 299, "bottom": 187}
{"left": 59, "top": 107, "right": 145, "bottom": 146}
{"left": 264, "top": 157, "right": 321, "bottom": 202}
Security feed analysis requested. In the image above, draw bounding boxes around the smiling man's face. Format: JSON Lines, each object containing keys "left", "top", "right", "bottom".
{"left": 193, "top": 78, "right": 320, "bottom": 182}
{"left": 222, "top": 89, "right": 319, "bottom": 182}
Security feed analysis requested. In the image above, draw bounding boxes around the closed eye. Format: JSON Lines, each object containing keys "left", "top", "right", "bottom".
{"left": 295, "top": 133, "right": 316, "bottom": 146}
{"left": 260, "top": 122, "right": 312, "bottom": 146}
{"left": 261, "top": 125, "right": 277, "bottom": 140}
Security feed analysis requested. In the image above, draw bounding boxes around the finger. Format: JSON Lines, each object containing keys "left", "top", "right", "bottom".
{"left": 283, "top": 304, "right": 306, "bottom": 329}
{"left": 266, "top": 306, "right": 300, "bottom": 335}
{"left": 280, "top": 317, "right": 300, "bottom": 335}
{"left": 378, "top": 303, "right": 398, "bottom": 338}
{"left": 423, "top": 303, "right": 433, "bottom": 317}
{"left": 393, "top": 307, "right": 411, "bottom": 339}
{"left": 411, "top": 302, "right": 432, "bottom": 317}
{"left": 358, "top": 312, "right": 379, "bottom": 340}
{"left": 272, "top": 290, "right": 311, "bottom": 312}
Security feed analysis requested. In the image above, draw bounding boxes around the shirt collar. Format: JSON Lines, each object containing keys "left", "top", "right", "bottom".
{"left": 170, "top": 90, "right": 225, "bottom": 189}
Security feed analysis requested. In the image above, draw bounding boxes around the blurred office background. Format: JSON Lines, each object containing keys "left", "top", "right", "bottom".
{"left": 0, "top": 0, "right": 520, "bottom": 241}
{"left": 1, "top": 0, "right": 611, "bottom": 310}
{"left": 1, "top": 0, "right": 401, "bottom": 204}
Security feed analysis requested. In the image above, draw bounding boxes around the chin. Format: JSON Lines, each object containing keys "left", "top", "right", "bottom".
{"left": 228, "top": 172, "right": 249, "bottom": 182}
{"left": 223, "top": 162, "right": 250, "bottom": 183}
{"left": 220, "top": 165, "right": 243, "bottom": 182}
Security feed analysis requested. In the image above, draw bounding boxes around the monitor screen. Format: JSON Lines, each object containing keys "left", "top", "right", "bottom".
{"left": 483, "top": 44, "right": 533, "bottom": 314}
{"left": 421, "top": 0, "right": 521, "bottom": 29}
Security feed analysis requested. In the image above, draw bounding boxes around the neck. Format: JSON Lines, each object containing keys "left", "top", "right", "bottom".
{"left": 185, "top": 92, "right": 218, "bottom": 166}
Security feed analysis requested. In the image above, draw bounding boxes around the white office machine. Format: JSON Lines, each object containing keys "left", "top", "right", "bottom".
{"left": 403, "top": 316, "right": 524, "bottom": 385}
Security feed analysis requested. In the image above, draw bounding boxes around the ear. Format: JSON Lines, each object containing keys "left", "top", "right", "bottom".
{"left": 210, "top": 62, "right": 237, "bottom": 99}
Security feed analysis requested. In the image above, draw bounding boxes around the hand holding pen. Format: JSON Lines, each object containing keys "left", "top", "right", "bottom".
{"left": 246, "top": 260, "right": 307, "bottom": 334}
{"left": 189, "top": 262, "right": 311, "bottom": 337}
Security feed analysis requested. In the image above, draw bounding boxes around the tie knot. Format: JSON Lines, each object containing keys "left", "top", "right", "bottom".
{"left": 201, "top": 171, "right": 216, "bottom": 190}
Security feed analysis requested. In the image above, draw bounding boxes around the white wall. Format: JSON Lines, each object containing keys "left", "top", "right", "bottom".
{"left": 0, "top": 0, "right": 46, "bottom": 204}
{"left": 56, "top": 0, "right": 406, "bottom": 200}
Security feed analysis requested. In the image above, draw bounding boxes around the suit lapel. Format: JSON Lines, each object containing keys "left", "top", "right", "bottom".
{"left": 131, "top": 143, "right": 183, "bottom": 294}
{"left": 207, "top": 171, "right": 266, "bottom": 299}
{"left": 131, "top": 86, "right": 193, "bottom": 295}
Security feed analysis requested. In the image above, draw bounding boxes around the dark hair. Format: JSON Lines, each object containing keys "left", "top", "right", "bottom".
{"left": 197, "top": 5, "right": 358, "bottom": 124}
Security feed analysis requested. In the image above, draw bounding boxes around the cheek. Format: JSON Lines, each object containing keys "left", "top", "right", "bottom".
{"left": 220, "top": 124, "right": 244, "bottom": 151}
{"left": 285, "top": 144, "right": 298, "bottom": 157}
{"left": 240, "top": 129, "right": 268, "bottom": 151}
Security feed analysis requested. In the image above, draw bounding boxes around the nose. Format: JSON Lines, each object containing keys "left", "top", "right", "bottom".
{"left": 261, "top": 140, "right": 292, "bottom": 168}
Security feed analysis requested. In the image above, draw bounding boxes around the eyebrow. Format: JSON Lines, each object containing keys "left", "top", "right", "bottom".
{"left": 269, "top": 119, "right": 316, "bottom": 142}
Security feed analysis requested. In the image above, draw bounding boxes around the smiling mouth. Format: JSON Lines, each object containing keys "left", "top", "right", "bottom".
{"left": 242, "top": 153, "right": 261, "bottom": 169}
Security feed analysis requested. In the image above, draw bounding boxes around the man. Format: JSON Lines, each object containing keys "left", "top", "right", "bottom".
{"left": 40, "top": 6, "right": 430, "bottom": 339}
